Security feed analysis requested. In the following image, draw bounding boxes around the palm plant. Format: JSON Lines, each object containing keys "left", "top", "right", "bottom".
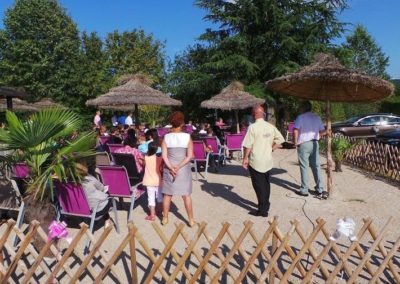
{"left": 0, "top": 108, "right": 95, "bottom": 220}
{"left": 320, "top": 137, "right": 357, "bottom": 172}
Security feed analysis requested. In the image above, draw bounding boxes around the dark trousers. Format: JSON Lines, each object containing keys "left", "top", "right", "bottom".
{"left": 248, "top": 166, "right": 271, "bottom": 214}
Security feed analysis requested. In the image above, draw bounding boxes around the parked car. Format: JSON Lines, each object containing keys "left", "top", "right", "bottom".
{"left": 332, "top": 114, "right": 400, "bottom": 137}
{"left": 373, "top": 128, "right": 400, "bottom": 147}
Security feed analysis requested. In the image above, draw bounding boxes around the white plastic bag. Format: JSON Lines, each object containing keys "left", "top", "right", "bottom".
{"left": 329, "top": 218, "right": 357, "bottom": 241}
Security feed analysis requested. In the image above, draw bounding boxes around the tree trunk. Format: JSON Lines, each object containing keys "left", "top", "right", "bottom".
{"left": 334, "top": 160, "right": 343, "bottom": 172}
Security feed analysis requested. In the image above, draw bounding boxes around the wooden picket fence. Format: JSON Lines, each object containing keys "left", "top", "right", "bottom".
{"left": 0, "top": 217, "right": 399, "bottom": 283}
{"left": 344, "top": 139, "right": 400, "bottom": 182}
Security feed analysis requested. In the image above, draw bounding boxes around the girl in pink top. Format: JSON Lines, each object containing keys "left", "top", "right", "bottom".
{"left": 143, "top": 142, "right": 163, "bottom": 221}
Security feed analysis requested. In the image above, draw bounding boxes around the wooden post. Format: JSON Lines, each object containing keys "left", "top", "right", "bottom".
{"left": 128, "top": 223, "right": 138, "bottom": 284}
{"left": 134, "top": 104, "right": 139, "bottom": 124}
{"left": 326, "top": 98, "right": 333, "bottom": 194}
{"left": 269, "top": 216, "right": 278, "bottom": 284}
{"left": 235, "top": 110, "right": 240, "bottom": 134}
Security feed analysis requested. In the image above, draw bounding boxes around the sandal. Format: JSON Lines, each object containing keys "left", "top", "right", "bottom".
{"left": 145, "top": 215, "right": 156, "bottom": 221}
{"left": 188, "top": 219, "right": 196, "bottom": 228}
{"left": 161, "top": 216, "right": 169, "bottom": 225}
{"left": 315, "top": 191, "right": 329, "bottom": 200}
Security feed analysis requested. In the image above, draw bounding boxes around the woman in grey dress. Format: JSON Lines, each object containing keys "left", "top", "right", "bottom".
{"left": 161, "top": 111, "right": 194, "bottom": 226}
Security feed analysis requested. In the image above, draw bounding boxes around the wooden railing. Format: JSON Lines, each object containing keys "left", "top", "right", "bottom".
{"left": 0, "top": 217, "right": 399, "bottom": 283}
{"left": 344, "top": 139, "right": 400, "bottom": 182}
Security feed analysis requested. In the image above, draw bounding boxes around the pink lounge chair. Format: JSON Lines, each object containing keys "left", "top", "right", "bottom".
{"left": 185, "top": 125, "right": 194, "bottom": 134}
{"left": 106, "top": 143, "right": 124, "bottom": 154}
{"left": 203, "top": 136, "right": 226, "bottom": 166}
{"left": 225, "top": 133, "right": 244, "bottom": 158}
{"left": 97, "top": 166, "right": 145, "bottom": 222}
{"left": 54, "top": 181, "right": 119, "bottom": 251}
{"left": 111, "top": 153, "right": 142, "bottom": 185}
{"left": 12, "top": 163, "right": 29, "bottom": 179}
{"left": 286, "top": 122, "right": 295, "bottom": 142}
{"left": 156, "top": 128, "right": 169, "bottom": 138}
{"left": 99, "top": 135, "right": 111, "bottom": 145}
{"left": 192, "top": 140, "right": 210, "bottom": 180}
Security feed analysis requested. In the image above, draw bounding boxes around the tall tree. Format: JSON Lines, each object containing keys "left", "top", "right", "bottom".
{"left": 0, "top": 0, "right": 81, "bottom": 106}
{"left": 170, "top": 0, "right": 348, "bottom": 121}
{"left": 105, "top": 30, "right": 166, "bottom": 84}
{"left": 195, "top": 0, "right": 347, "bottom": 81}
{"left": 343, "top": 25, "right": 389, "bottom": 79}
{"left": 168, "top": 45, "right": 223, "bottom": 119}
{"left": 78, "top": 32, "right": 111, "bottom": 104}
{"left": 330, "top": 25, "right": 391, "bottom": 119}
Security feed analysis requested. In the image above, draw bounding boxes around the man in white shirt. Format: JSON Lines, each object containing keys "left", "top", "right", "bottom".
{"left": 125, "top": 112, "right": 133, "bottom": 126}
{"left": 293, "top": 101, "right": 328, "bottom": 199}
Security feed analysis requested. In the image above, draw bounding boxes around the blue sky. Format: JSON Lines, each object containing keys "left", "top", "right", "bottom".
{"left": 0, "top": 0, "right": 399, "bottom": 78}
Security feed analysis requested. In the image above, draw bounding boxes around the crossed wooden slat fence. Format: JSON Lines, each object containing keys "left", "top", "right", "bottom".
{"left": 0, "top": 217, "right": 398, "bottom": 283}
{"left": 344, "top": 139, "right": 400, "bottom": 181}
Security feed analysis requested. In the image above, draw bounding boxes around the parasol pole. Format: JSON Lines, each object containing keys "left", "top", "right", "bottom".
{"left": 326, "top": 98, "right": 333, "bottom": 195}
{"left": 134, "top": 103, "right": 139, "bottom": 124}
{"left": 234, "top": 110, "right": 240, "bottom": 134}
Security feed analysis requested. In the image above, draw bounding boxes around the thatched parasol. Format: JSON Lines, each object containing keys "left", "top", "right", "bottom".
{"left": 33, "top": 98, "right": 64, "bottom": 110}
{"left": 0, "top": 87, "right": 31, "bottom": 110}
{"left": 86, "top": 74, "right": 182, "bottom": 122}
{"left": 201, "top": 81, "right": 264, "bottom": 133}
{"left": 266, "top": 53, "right": 395, "bottom": 195}
{"left": 0, "top": 98, "right": 38, "bottom": 112}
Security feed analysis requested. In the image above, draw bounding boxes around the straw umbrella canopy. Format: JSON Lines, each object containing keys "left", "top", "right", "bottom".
{"left": 0, "top": 98, "right": 38, "bottom": 112}
{"left": 86, "top": 74, "right": 182, "bottom": 122}
{"left": 201, "top": 81, "right": 264, "bottom": 133}
{"left": 266, "top": 53, "right": 395, "bottom": 194}
{"left": 0, "top": 87, "right": 31, "bottom": 110}
{"left": 33, "top": 98, "right": 64, "bottom": 110}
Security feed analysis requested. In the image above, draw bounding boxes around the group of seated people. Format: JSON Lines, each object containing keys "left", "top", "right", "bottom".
{"left": 89, "top": 119, "right": 240, "bottom": 221}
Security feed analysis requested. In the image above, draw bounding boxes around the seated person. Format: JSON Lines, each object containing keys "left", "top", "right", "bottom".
{"left": 95, "top": 130, "right": 106, "bottom": 152}
{"left": 215, "top": 117, "right": 225, "bottom": 129}
{"left": 202, "top": 140, "right": 218, "bottom": 173}
{"left": 115, "top": 129, "right": 144, "bottom": 173}
{"left": 198, "top": 123, "right": 207, "bottom": 135}
{"left": 99, "top": 125, "right": 109, "bottom": 136}
{"left": 206, "top": 128, "right": 229, "bottom": 158}
{"left": 109, "top": 127, "right": 123, "bottom": 144}
{"left": 77, "top": 163, "right": 111, "bottom": 220}
{"left": 138, "top": 128, "right": 161, "bottom": 154}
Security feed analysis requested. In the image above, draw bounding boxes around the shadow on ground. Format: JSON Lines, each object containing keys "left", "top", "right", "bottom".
{"left": 199, "top": 180, "right": 257, "bottom": 212}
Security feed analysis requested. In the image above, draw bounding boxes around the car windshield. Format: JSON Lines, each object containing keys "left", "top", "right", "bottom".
{"left": 343, "top": 117, "right": 360, "bottom": 123}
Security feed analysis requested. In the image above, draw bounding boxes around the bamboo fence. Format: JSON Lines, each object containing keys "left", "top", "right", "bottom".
{"left": 344, "top": 139, "right": 400, "bottom": 182}
{"left": 0, "top": 217, "right": 398, "bottom": 283}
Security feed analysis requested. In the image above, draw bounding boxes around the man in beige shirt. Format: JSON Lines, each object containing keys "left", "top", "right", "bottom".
{"left": 242, "top": 105, "right": 285, "bottom": 217}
